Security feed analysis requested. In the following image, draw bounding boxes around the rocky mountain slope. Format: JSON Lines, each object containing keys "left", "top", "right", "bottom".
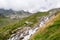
{"left": 0, "top": 8, "right": 60, "bottom": 40}
{"left": 0, "top": 9, "right": 31, "bottom": 19}
{"left": 8, "top": 8, "right": 60, "bottom": 40}
{"left": 0, "top": 10, "right": 48, "bottom": 40}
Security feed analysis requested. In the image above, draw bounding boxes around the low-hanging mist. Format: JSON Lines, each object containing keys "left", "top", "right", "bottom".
{"left": 0, "top": 0, "right": 60, "bottom": 13}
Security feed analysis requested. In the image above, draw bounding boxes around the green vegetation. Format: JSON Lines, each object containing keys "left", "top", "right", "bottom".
{"left": 26, "top": 12, "right": 48, "bottom": 27}
{"left": 0, "top": 12, "right": 48, "bottom": 40}
{"left": 30, "top": 13, "right": 60, "bottom": 40}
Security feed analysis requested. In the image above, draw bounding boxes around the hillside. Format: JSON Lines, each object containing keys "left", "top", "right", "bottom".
{"left": 29, "top": 11, "right": 60, "bottom": 40}
{"left": 0, "top": 8, "right": 60, "bottom": 40}
{"left": 0, "top": 11, "right": 48, "bottom": 40}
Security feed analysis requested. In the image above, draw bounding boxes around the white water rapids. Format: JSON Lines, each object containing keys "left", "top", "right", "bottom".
{"left": 8, "top": 16, "right": 50, "bottom": 40}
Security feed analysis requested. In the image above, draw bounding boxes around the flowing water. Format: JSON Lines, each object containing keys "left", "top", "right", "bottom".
{"left": 8, "top": 16, "right": 50, "bottom": 40}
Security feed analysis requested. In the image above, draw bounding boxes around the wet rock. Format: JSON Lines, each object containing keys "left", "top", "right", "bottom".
{"left": 8, "top": 14, "right": 54, "bottom": 40}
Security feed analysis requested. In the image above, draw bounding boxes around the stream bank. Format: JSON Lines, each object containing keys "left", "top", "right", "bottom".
{"left": 8, "top": 12, "right": 56, "bottom": 40}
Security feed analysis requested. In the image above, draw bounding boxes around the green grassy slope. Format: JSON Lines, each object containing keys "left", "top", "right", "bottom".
{"left": 30, "top": 12, "right": 60, "bottom": 40}
{"left": 0, "top": 12, "right": 48, "bottom": 40}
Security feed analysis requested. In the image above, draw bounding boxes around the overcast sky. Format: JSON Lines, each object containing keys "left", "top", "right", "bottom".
{"left": 0, "top": 0, "right": 60, "bottom": 13}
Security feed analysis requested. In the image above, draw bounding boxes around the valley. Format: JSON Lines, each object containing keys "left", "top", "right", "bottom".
{"left": 0, "top": 8, "right": 60, "bottom": 40}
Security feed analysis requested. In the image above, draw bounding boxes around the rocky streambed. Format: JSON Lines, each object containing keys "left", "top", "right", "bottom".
{"left": 8, "top": 13, "right": 56, "bottom": 40}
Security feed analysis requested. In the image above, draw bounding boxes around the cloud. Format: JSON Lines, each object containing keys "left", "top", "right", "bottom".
{"left": 0, "top": 0, "right": 60, "bottom": 13}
